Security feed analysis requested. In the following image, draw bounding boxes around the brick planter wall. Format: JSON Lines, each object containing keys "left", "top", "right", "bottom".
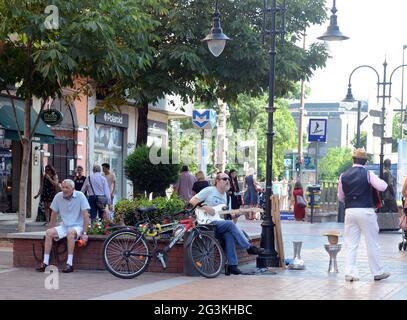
{"left": 10, "top": 232, "right": 260, "bottom": 274}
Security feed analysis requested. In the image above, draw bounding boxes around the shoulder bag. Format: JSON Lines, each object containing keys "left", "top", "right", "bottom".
{"left": 367, "top": 169, "right": 383, "bottom": 209}
{"left": 296, "top": 194, "right": 307, "bottom": 208}
{"left": 88, "top": 176, "right": 108, "bottom": 209}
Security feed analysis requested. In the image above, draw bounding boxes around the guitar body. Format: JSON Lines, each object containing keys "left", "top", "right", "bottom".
{"left": 195, "top": 204, "right": 262, "bottom": 225}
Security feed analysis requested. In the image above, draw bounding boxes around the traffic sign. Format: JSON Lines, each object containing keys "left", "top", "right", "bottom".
{"left": 369, "top": 109, "right": 382, "bottom": 118}
{"left": 382, "top": 137, "right": 393, "bottom": 144}
{"left": 372, "top": 123, "right": 382, "bottom": 137}
{"left": 308, "top": 118, "right": 327, "bottom": 142}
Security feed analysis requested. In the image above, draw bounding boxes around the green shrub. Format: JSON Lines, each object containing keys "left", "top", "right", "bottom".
{"left": 114, "top": 195, "right": 185, "bottom": 225}
{"left": 124, "top": 144, "right": 180, "bottom": 197}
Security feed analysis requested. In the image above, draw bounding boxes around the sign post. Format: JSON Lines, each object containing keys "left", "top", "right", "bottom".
{"left": 192, "top": 110, "right": 217, "bottom": 175}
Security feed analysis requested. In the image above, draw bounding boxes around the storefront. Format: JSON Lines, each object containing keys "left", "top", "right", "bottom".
{"left": 0, "top": 97, "right": 55, "bottom": 213}
{"left": 0, "top": 138, "right": 12, "bottom": 212}
{"left": 94, "top": 111, "right": 129, "bottom": 204}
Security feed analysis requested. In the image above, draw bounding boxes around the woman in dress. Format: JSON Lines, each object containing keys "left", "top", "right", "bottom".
{"left": 228, "top": 169, "right": 241, "bottom": 210}
{"left": 34, "top": 164, "right": 59, "bottom": 224}
{"left": 291, "top": 181, "right": 305, "bottom": 221}
{"left": 243, "top": 168, "right": 259, "bottom": 220}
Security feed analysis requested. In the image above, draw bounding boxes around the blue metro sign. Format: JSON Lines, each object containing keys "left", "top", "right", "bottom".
{"left": 192, "top": 109, "right": 217, "bottom": 129}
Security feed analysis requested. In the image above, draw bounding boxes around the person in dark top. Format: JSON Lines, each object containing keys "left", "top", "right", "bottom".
{"left": 73, "top": 166, "right": 86, "bottom": 192}
{"left": 228, "top": 169, "right": 242, "bottom": 210}
{"left": 380, "top": 159, "right": 398, "bottom": 213}
{"left": 338, "top": 148, "right": 389, "bottom": 282}
{"left": 34, "top": 164, "right": 59, "bottom": 224}
{"left": 192, "top": 170, "right": 210, "bottom": 195}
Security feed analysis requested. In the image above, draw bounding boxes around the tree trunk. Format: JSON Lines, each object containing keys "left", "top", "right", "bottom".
{"left": 18, "top": 140, "right": 31, "bottom": 232}
{"left": 17, "top": 97, "right": 33, "bottom": 232}
{"left": 136, "top": 101, "right": 149, "bottom": 146}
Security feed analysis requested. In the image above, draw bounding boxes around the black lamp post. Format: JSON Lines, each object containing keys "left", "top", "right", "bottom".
{"left": 203, "top": 0, "right": 285, "bottom": 268}
{"left": 203, "top": 0, "right": 348, "bottom": 269}
{"left": 342, "top": 97, "right": 368, "bottom": 149}
{"left": 344, "top": 60, "right": 407, "bottom": 178}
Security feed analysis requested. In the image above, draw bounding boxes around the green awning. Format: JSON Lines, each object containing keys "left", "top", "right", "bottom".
{"left": 0, "top": 100, "right": 55, "bottom": 144}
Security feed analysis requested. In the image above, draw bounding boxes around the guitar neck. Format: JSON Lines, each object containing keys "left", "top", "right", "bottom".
{"left": 218, "top": 208, "right": 262, "bottom": 216}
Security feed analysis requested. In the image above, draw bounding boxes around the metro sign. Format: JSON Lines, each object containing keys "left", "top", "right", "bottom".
{"left": 192, "top": 109, "right": 217, "bottom": 129}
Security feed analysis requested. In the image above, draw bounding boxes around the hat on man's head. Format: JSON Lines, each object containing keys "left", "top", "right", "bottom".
{"left": 352, "top": 147, "right": 368, "bottom": 159}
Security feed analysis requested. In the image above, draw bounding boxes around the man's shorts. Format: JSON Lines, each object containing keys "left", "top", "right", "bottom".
{"left": 54, "top": 225, "right": 83, "bottom": 241}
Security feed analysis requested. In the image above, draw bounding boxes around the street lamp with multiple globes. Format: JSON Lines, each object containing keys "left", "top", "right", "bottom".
{"left": 344, "top": 60, "right": 407, "bottom": 178}
{"left": 203, "top": 0, "right": 348, "bottom": 268}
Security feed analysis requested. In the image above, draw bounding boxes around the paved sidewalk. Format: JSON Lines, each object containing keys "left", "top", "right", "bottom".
{"left": 0, "top": 218, "right": 406, "bottom": 300}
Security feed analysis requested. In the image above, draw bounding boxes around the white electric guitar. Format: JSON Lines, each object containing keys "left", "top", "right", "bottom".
{"left": 195, "top": 204, "right": 263, "bottom": 225}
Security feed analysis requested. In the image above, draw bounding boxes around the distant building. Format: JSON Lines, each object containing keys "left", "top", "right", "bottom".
{"left": 286, "top": 100, "right": 395, "bottom": 182}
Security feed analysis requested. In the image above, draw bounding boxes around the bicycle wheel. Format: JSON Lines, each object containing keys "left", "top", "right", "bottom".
{"left": 103, "top": 229, "right": 151, "bottom": 279}
{"left": 187, "top": 232, "right": 225, "bottom": 278}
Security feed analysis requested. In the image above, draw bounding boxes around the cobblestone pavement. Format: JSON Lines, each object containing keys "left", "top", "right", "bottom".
{"left": 1, "top": 218, "right": 407, "bottom": 300}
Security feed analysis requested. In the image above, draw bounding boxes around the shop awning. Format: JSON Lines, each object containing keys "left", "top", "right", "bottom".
{"left": 0, "top": 102, "right": 55, "bottom": 144}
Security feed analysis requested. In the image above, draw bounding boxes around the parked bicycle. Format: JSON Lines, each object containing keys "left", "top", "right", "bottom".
{"left": 102, "top": 202, "right": 225, "bottom": 279}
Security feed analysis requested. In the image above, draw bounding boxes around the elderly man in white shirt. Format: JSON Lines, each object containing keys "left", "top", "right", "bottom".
{"left": 81, "top": 164, "right": 111, "bottom": 221}
{"left": 36, "top": 179, "right": 90, "bottom": 273}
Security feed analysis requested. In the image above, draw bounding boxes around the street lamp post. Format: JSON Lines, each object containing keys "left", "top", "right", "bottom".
{"left": 204, "top": 0, "right": 348, "bottom": 269}
{"left": 342, "top": 98, "right": 368, "bottom": 148}
{"left": 344, "top": 60, "right": 407, "bottom": 178}
{"left": 203, "top": 0, "right": 285, "bottom": 268}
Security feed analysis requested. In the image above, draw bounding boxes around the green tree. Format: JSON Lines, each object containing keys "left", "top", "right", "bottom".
{"left": 318, "top": 147, "right": 353, "bottom": 181}
{"left": 105, "top": 0, "right": 329, "bottom": 145}
{"left": 351, "top": 131, "right": 367, "bottom": 149}
{"left": 228, "top": 94, "right": 297, "bottom": 180}
{"left": 124, "top": 144, "right": 180, "bottom": 197}
{"left": 0, "top": 0, "right": 164, "bottom": 231}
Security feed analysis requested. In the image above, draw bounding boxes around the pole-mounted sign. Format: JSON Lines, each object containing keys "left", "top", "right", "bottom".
{"left": 41, "top": 109, "right": 63, "bottom": 126}
{"left": 308, "top": 118, "right": 327, "bottom": 143}
{"left": 192, "top": 109, "right": 217, "bottom": 129}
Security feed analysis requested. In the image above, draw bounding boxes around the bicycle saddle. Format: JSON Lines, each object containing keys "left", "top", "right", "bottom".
{"left": 137, "top": 205, "right": 157, "bottom": 214}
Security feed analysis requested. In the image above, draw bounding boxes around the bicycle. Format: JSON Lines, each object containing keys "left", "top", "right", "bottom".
{"left": 102, "top": 202, "right": 225, "bottom": 279}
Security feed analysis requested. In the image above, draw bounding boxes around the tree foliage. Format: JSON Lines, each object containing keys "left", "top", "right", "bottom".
{"left": 124, "top": 144, "right": 180, "bottom": 197}
{"left": 103, "top": 0, "right": 329, "bottom": 144}
{"left": 318, "top": 147, "right": 353, "bottom": 181}
{"left": 0, "top": 0, "right": 165, "bottom": 231}
{"left": 228, "top": 94, "right": 297, "bottom": 180}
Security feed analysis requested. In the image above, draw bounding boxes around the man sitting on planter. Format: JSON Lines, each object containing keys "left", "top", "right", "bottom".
{"left": 189, "top": 172, "right": 263, "bottom": 275}
{"left": 36, "top": 179, "right": 90, "bottom": 273}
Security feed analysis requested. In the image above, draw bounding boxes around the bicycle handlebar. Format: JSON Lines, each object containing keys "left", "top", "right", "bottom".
{"left": 174, "top": 201, "right": 203, "bottom": 217}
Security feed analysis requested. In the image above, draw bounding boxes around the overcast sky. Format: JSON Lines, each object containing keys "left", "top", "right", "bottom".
{"left": 305, "top": 0, "right": 407, "bottom": 106}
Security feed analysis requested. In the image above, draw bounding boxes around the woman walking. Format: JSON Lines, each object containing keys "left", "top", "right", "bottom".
{"left": 291, "top": 181, "right": 306, "bottom": 221}
{"left": 34, "top": 164, "right": 59, "bottom": 225}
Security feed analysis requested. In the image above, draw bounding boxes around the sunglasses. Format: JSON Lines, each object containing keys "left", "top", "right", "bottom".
{"left": 219, "top": 177, "right": 230, "bottom": 181}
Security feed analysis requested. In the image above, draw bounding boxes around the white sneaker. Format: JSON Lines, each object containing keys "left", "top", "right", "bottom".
{"left": 345, "top": 275, "right": 360, "bottom": 282}
{"left": 374, "top": 272, "right": 390, "bottom": 281}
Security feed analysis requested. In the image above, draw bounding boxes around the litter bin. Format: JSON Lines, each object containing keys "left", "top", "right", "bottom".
{"left": 306, "top": 184, "right": 321, "bottom": 223}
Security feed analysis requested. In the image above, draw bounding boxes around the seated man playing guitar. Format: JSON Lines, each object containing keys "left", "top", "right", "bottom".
{"left": 189, "top": 172, "right": 263, "bottom": 275}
